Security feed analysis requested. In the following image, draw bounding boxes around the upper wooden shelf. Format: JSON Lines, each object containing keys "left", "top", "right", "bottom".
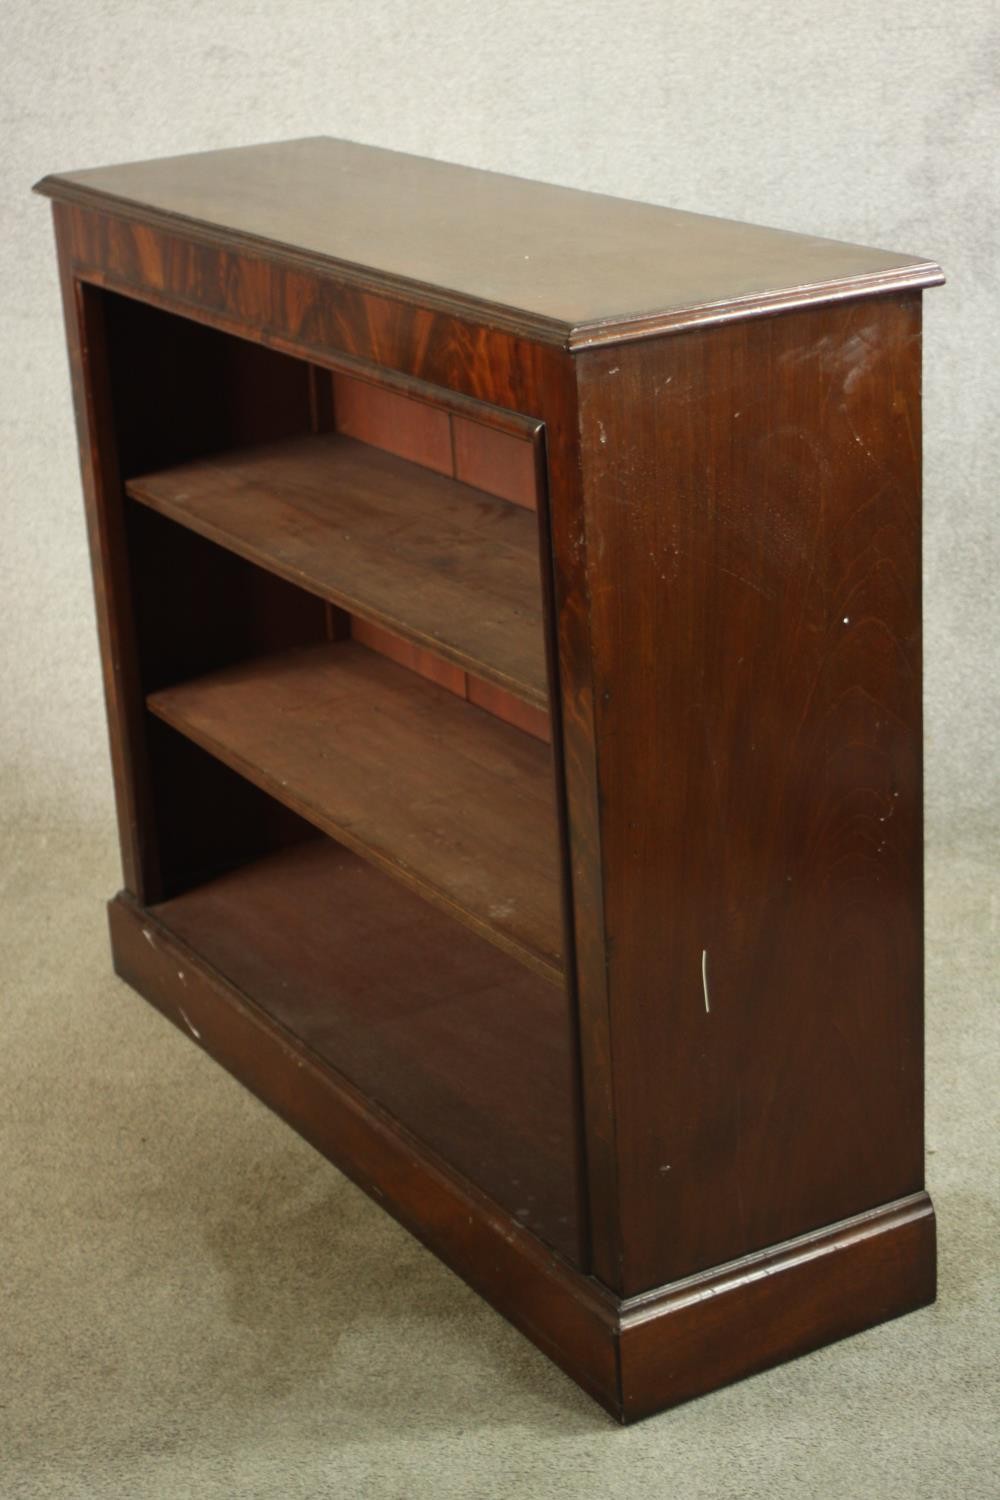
{"left": 34, "top": 136, "right": 943, "bottom": 348}
{"left": 147, "top": 640, "right": 563, "bottom": 983}
{"left": 126, "top": 431, "right": 548, "bottom": 709}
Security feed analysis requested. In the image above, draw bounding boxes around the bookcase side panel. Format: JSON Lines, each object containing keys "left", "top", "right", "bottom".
{"left": 577, "top": 294, "right": 927, "bottom": 1296}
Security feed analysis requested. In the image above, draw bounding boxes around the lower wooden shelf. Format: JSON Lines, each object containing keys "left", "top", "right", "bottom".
{"left": 142, "top": 836, "right": 581, "bottom": 1260}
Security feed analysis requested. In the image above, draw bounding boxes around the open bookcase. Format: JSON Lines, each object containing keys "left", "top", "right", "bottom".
{"left": 38, "top": 138, "right": 940, "bottom": 1421}
{"left": 111, "top": 303, "right": 580, "bottom": 1257}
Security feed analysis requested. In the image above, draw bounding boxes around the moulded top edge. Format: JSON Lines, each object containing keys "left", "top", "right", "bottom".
{"left": 35, "top": 136, "right": 944, "bottom": 350}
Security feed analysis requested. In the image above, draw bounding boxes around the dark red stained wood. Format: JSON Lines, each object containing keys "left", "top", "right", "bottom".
{"left": 108, "top": 893, "right": 613, "bottom": 1404}
{"left": 125, "top": 502, "right": 331, "bottom": 896}
{"left": 147, "top": 640, "right": 564, "bottom": 982}
{"left": 52, "top": 199, "right": 600, "bottom": 1280}
{"left": 452, "top": 417, "right": 538, "bottom": 509}
{"left": 101, "top": 285, "right": 315, "bottom": 479}
{"left": 349, "top": 616, "right": 468, "bottom": 695}
{"left": 353, "top": 618, "right": 552, "bottom": 743}
{"left": 93, "top": 289, "right": 335, "bottom": 898}
{"left": 616, "top": 1191, "right": 936, "bottom": 1421}
{"left": 52, "top": 229, "right": 160, "bottom": 900}
{"left": 466, "top": 677, "right": 551, "bottom": 742}
{"left": 332, "top": 371, "right": 453, "bottom": 472}
{"left": 152, "top": 837, "right": 580, "bottom": 1257}
{"left": 35, "top": 137, "right": 942, "bottom": 346}
{"left": 112, "top": 887, "right": 940, "bottom": 1423}
{"left": 42, "top": 151, "right": 938, "bottom": 1418}
{"left": 577, "top": 294, "right": 926, "bottom": 1294}
{"left": 126, "top": 430, "right": 549, "bottom": 707}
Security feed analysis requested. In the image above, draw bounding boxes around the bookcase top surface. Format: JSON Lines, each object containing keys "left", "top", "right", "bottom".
{"left": 36, "top": 135, "right": 942, "bottom": 348}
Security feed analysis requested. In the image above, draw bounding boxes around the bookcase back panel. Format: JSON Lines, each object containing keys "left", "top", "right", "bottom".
{"left": 350, "top": 617, "right": 551, "bottom": 742}
{"left": 330, "top": 370, "right": 539, "bottom": 509}
{"left": 331, "top": 371, "right": 453, "bottom": 474}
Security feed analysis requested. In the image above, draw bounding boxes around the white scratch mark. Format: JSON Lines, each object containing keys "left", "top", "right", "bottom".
{"left": 177, "top": 969, "right": 187, "bottom": 986}
{"left": 843, "top": 616, "right": 850, "bottom": 624}
{"left": 842, "top": 331, "right": 879, "bottom": 394}
{"left": 701, "top": 949, "right": 711, "bottom": 1013}
{"left": 717, "top": 566, "right": 776, "bottom": 603}
{"left": 608, "top": 365, "right": 620, "bottom": 375}
{"left": 178, "top": 1007, "right": 201, "bottom": 1041}
{"left": 598, "top": 421, "right": 607, "bottom": 446}
{"left": 659, "top": 1164, "right": 672, "bottom": 1174}
{"left": 142, "top": 928, "right": 155, "bottom": 948}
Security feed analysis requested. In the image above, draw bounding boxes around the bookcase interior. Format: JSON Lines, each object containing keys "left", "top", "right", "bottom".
{"left": 97, "top": 286, "right": 582, "bottom": 1262}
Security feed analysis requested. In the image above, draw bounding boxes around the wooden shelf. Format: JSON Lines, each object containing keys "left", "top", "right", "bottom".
{"left": 149, "top": 837, "right": 580, "bottom": 1259}
{"left": 126, "top": 432, "right": 548, "bottom": 709}
{"left": 147, "top": 640, "right": 563, "bottom": 982}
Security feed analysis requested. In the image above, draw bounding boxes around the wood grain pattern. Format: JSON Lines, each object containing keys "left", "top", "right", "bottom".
{"left": 108, "top": 892, "right": 614, "bottom": 1407}
{"left": 53, "top": 200, "right": 599, "bottom": 1273}
{"left": 349, "top": 616, "right": 468, "bottom": 695}
{"left": 331, "top": 371, "right": 453, "bottom": 472}
{"left": 147, "top": 640, "right": 563, "bottom": 981}
{"left": 452, "top": 417, "right": 538, "bottom": 509}
{"left": 35, "top": 137, "right": 943, "bottom": 346}
{"left": 577, "top": 294, "right": 926, "bottom": 1293}
{"left": 52, "top": 230, "right": 161, "bottom": 900}
{"left": 44, "top": 155, "right": 938, "bottom": 1417}
{"left": 153, "top": 837, "right": 580, "bottom": 1257}
{"left": 466, "top": 677, "right": 551, "bottom": 741}
{"left": 352, "top": 619, "right": 551, "bottom": 742}
{"left": 109, "top": 889, "right": 936, "bottom": 1424}
{"left": 126, "top": 431, "right": 549, "bottom": 707}
{"left": 616, "top": 1190, "right": 935, "bottom": 1420}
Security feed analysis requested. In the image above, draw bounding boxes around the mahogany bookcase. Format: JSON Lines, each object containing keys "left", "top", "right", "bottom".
{"left": 36, "top": 139, "right": 942, "bottom": 1422}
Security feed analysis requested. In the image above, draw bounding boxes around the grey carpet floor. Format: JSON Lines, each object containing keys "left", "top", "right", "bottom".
{"left": 1, "top": 814, "right": 996, "bottom": 1499}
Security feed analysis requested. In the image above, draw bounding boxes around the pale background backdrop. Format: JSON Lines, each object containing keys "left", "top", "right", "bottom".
{"left": 2, "top": 3, "right": 997, "bottom": 1497}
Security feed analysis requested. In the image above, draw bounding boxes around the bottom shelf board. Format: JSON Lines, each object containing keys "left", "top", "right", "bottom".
{"left": 148, "top": 836, "right": 581, "bottom": 1261}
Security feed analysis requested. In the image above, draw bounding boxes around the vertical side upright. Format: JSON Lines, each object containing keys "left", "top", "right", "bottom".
{"left": 538, "top": 354, "right": 623, "bottom": 1287}
{"left": 53, "top": 203, "right": 160, "bottom": 899}
{"left": 575, "top": 294, "right": 929, "bottom": 1297}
